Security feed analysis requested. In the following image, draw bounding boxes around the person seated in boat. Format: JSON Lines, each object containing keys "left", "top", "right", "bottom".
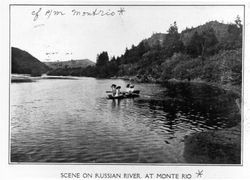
{"left": 111, "top": 84, "right": 116, "bottom": 96}
{"left": 115, "top": 86, "right": 121, "bottom": 97}
{"left": 126, "top": 84, "right": 130, "bottom": 93}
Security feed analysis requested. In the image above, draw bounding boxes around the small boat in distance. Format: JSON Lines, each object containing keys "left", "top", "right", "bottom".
{"left": 106, "top": 90, "right": 140, "bottom": 100}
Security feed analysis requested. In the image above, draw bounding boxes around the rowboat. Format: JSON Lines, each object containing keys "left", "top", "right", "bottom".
{"left": 107, "top": 93, "right": 140, "bottom": 99}
{"left": 106, "top": 90, "right": 140, "bottom": 94}
{"left": 107, "top": 91, "right": 140, "bottom": 99}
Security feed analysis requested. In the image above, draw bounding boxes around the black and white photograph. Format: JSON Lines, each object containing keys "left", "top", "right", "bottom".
{"left": 9, "top": 4, "right": 243, "bottom": 165}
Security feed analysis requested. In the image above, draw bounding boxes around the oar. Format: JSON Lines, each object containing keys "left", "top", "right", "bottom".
{"left": 106, "top": 91, "right": 126, "bottom": 94}
{"left": 106, "top": 91, "right": 113, "bottom": 93}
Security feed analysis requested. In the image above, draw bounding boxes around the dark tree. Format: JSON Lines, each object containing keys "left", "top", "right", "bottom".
{"left": 96, "top": 51, "right": 109, "bottom": 67}
{"left": 163, "top": 22, "right": 184, "bottom": 57}
{"left": 95, "top": 51, "right": 109, "bottom": 77}
{"left": 235, "top": 15, "right": 242, "bottom": 30}
{"left": 137, "top": 42, "right": 148, "bottom": 56}
{"left": 227, "top": 16, "right": 242, "bottom": 49}
{"left": 187, "top": 28, "right": 218, "bottom": 59}
{"left": 186, "top": 31, "right": 203, "bottom": 57}
{"left": 200, "top": 28, "right": 218, "bottom": 57}
{"left": 167, "top": 21, "right": 178, "bottom": 35}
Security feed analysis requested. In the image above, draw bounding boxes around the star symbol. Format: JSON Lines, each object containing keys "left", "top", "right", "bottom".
{"left": 196, "top": 170, "right": 203, "bottom": 178}
{"left": 117, "top": 7, "right": 125, "bottom": 15}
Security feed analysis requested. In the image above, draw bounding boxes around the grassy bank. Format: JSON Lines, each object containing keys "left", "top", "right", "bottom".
{"left": 180, "top": 80, "right": 241, "bottom": 164}
{"left": 11, "top": 74, "right": 34, "bottom": 83}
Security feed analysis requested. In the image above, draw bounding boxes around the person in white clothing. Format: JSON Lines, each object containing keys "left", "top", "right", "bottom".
{"left": 129, "top": 85, "right": 135, "bottom": 93}
{"left": 115, "top": 86, "right": 121, "bottom": 97}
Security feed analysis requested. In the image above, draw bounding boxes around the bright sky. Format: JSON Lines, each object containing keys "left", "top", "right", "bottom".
{"left": 11, "top": 5, "right": 244, "bottom": 62}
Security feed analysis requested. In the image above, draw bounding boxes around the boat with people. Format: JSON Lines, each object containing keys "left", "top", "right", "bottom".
{"left": 106, "top": 84, "right": 140, "bottom": 99}
{"left": 107, "top": 94, "right": 139, "bottom": 99}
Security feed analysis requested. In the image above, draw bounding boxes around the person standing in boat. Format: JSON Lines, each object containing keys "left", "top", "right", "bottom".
{"left": 111, "top": 84, "right": 116, "bottom": 96}
{"left": 115, "top": 86, "right": 121, "bottom": 97}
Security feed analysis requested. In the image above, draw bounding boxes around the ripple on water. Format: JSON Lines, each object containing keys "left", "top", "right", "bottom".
{"left": 11, "top": 78, "right": 240, "bottom": 163}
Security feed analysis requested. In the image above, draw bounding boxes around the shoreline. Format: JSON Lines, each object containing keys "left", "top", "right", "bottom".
{"left": 11, "top": 74, "right": 78, "bottom": 82}
{"left": 184, "top": 124, "right": 241, "bottom": 164}
{"left": 112, "top": 75, "right": 241, "bottom": 96}
{"left": 12, "top": 73, "right": 241, "bottom": 96}
{"left": 164, "top": 78, "right": 241, "bottom": 164}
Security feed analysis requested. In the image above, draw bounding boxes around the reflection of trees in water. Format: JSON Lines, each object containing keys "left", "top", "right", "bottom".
{"left": 164, "top": 102, "right": 177, "bottom": 130}
{"left": 162, "top": 81, "right": 224, "bottom": 102}
{"left": 139, "top": 99, "right": 179, "bottom": 130}
{"left": 137, "top": 82, "right": 240, "bottom": 129}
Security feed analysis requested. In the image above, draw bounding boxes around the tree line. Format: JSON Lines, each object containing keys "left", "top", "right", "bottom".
{"left": 48, "top": 16, "right": 242, "bottom": 87}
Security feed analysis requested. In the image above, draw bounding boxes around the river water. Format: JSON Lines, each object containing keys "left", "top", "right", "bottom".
{"left": 11, "top": 77, "right": 239, "bottom": 163}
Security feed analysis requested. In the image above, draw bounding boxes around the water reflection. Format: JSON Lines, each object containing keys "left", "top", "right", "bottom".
{"left": 111, "top": 99, "right": 121, "bottom": 109}
{"left": 11, "top": 77, "right": 240, "bottom": 163}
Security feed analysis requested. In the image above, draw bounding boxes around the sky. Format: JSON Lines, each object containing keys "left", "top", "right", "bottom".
{"left": 11, "top": 5, "right": 244, "bottom": 62}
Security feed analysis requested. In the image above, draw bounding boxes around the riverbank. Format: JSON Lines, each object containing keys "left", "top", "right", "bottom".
{"left": 168, "top": 78, "right": 241, "bottom": 98}
{"left": 11, "top": 74, "right": 78, "bottom": 83}
{"left": 11, "top": 74, "right": 35, "bottom": 83}
{"left": 184, "top": 124, "right": 241, "bottom": 164}
{"left": 111, "top": 75, "right": 241, "bottom": 96}
{"left": 167, "top": 78, "right": 241, "bottom": 164}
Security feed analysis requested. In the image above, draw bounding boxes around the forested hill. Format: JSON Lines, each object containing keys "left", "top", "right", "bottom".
{"left": 141, "top": 21, "right": 231, "bottom": 48}
{"left": 12, "top": 47, "right": 50, "bottom": 76}
{"left": 48, "top": 18, "right": 242, "bottom": 90}
{"left": 45, "top": 59, "right": 95, "bottom": 69}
